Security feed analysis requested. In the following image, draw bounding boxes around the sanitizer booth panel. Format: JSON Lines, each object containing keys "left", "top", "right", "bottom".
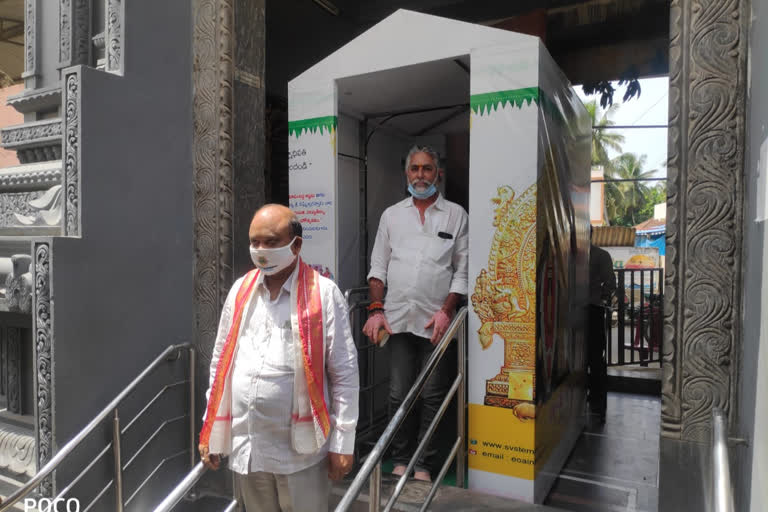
{"left": 287, "top": 10, "right": 591, "bottom": 504}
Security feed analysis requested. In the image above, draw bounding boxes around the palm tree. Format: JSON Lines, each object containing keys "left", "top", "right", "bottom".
{"left": 605, "top": 153, "right": 657, "bottom": 225}
{"left": 585, "top": 100, "right": 625, "bottom": 169}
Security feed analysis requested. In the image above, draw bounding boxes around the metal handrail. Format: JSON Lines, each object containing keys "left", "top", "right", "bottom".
{"left": 152, "top": 461, "right": 208, "bottom": 512}
{"left": 344, "top": 286, "right": 371, "bottom": 303}
{"left": 0, "top": 343, "right": 194, "bottom": 512}
{"left": 222, "top": 500, "right": 239, "bottom": 512}
{"left": 345, "top": 287, "right": 390, "bottom": 449}
{"left": 335, "top": 307, "right": 468, "bottom": 512}
{"left": 712, "top": 408, "right": 735, "bottom": 512}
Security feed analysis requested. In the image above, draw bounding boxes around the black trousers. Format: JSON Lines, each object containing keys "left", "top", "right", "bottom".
{"left": 387, "top": 332, "right": 453, "bottom": 474}
{"left": 587, "top": 305, "right": 608, "bottom": 416}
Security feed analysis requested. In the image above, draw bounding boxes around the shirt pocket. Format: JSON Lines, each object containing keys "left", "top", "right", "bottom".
{"left": 424, "top": 235, "right": 455, "bottom": 267}
{"left": 263, "top": 324, "right": 294, "bottom": 374}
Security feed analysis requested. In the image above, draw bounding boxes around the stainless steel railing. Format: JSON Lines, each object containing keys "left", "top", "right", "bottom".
{"left": 345, "top": 287, "right": 390, "bottom": 455}
{"left": 335, "top": 306, "right": 468, "bottom": 512}
{"left": 152, "top": 461, "right": 207, "bottom": 512}
{"left": 712, "top": 408, "right": 735, "bottom": 512}
{"left": 0, "top": 343, "right": 196, "bottom": 512}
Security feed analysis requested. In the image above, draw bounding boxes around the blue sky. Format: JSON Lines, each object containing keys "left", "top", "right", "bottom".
{"left": 576, "top": 77, "right": 669, "bottom": 179}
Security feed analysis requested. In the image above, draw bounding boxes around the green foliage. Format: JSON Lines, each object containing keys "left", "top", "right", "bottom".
{"left": 585, "top": 100, "right": 666, "bottom": 227}
{"left": 582, "top": 72, "right": 642, "bottom": 109}
{"left": 637, "top": 185, "right": 667, "bottom": 220}
{"left": 585, "top": 100, "right": 625, "bottom": 169}
{"left": 604, "top": 153, "right": 660, "bottom": 227}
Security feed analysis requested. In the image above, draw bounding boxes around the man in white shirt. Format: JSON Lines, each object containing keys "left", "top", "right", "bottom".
{"left": 200, "top": 204, "right": 359, "bottom": 512}
{"left": 363, "top": 145, "right": 468, "bottom": 482}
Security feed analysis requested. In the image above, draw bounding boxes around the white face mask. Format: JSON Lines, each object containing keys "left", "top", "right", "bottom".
{"left": 249, "top": 237, "right": 298, "bottom": 275}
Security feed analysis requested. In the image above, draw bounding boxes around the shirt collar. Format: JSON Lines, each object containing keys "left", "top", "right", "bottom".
{"left": 255, "top": 258, "right": 300, "bottom": 296}
{"left": 405, "top": 193, "right": 444, "bottom": 210}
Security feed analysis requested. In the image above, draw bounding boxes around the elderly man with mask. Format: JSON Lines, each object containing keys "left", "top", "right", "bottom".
{"left": 363, "top": 145, "right": 468, "bottom": 482}
{"left": 199, "top": 204, "right": 359, "bottom": 512}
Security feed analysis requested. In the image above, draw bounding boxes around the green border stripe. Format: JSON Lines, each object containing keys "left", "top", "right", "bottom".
{"left": 288, "top": 116, "right": 338, "bottom": 138}
{"left": 470, "top": 87, "right": 540, "bottom": 115}
{"left": 470, "top": 87, "right": 565, "bottom": 125}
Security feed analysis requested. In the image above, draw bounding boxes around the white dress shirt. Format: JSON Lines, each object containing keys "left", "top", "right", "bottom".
{"left": 206, "top": 263, "right": 359, "bottom": 475}
{"left": 367, "top": 194, "right": 469, "bottom": 339}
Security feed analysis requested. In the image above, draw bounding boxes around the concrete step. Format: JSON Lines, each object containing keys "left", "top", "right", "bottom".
{"left": 607, "top": 366, "right": 661, "bottom": 395}
{"left": 331, "top": 476, "right": 568, "bottom": 511}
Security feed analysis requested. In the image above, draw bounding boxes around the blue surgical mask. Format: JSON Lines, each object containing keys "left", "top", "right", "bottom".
{"left": 408, "top": 178, "right": 438, "bottom": 200}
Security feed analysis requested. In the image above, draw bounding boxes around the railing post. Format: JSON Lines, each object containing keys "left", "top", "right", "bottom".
{"left": 712, "top": 409, "right": 735, "bottom": 512}
{"left": 369, "top": 461, "right": 381, "bottom": 512}
{"left": 640, "top": 270, "right": 648, "bottom": 366}
{"left": 456, "top": 319, "right": 466, "bottom": 489}
{"left": 617, "top": 270, "right": 626, "bottom": 365}
{"left": 189, "top": 346, "right": 196, "bottom": 471}
{"left": 113, "top": 408, "right": 124, "bottom": 512}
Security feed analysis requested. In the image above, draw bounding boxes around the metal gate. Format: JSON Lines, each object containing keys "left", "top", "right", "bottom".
{"left": 606, "top": 268, "right": 664, "bottom": 367}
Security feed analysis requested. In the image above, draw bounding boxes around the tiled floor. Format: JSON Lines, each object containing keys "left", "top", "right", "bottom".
{"left": 544, "top": 392, "right": 661, "bottom": 512}
{"left": 329, "top": 391, "right": 661, "bottom": 511}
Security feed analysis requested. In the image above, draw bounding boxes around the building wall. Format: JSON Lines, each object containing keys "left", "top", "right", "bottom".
{"left": 0, "top": 84, "right": 23, "bottom": 167}
{"left": 48, "top": 2, "right": 195, "bottom": 508}
{"left": 740, "top": 0, "right": 768, "bottom": 508}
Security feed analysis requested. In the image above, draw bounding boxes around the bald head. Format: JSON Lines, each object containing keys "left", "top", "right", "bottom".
{"left": 249, "top": 204, "right": 303, "bottom": 252}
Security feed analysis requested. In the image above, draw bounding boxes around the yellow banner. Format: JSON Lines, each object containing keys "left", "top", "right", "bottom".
{"left": 468, "top": 404, "right": 535, "bottom": 480}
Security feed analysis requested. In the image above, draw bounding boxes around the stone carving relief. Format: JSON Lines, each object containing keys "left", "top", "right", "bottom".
{"left": 13, "top": 186, "right": 64, "bottom": 227}
{"left": 106, "top": 0, "right": 123, "bottom": 73}
{"left": 17, "top": 147, "right": 61, "bottom": 164}
{"left": 1, "top": 120, "right": 62, "bottom": 146}
{"left": 4, "top": 255, "right": 33, "bottom": 314}
{"left": 33, "top": 242, "right": 53, "bottom": 496}
{"left": 663, "top": 0, "right": 747, "bottom": 441}
{"left": 0, "top": 120, "right": 63, "bottom": 164}
{"left": 0, "top": 423, "right": 36, "bottom": 477}
{"left": 59, "top": 0, "right": 91, "bottom": 67}
{"left": 0, "top": 192, "right": 44, "bottom": 227}
{"left": 0, "top": 164, "right": 61, "bottom": 191}
{"left": 193, "top": 0, "right": 235, "bottom": 370}
{"left": 59, "top": 0, "right": 71, "bottom": 63}
{"left": 7, "top": 86, "right": 62, "bottom": 115}
{"left": 63, "top": 70, "right": 81, "bottom": 237}
{"left": 24, "top": 0, "right": 36, "bottom": 77}
{"left": 5, "top": 328, "right": 21, "bottom": 414}
{"left": 0, "top": 339, "right": 4, "bottom": 396}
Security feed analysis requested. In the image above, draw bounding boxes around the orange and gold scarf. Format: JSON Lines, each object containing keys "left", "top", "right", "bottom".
{"left": 200, "top": 259, "right": 331, "bottom": 456}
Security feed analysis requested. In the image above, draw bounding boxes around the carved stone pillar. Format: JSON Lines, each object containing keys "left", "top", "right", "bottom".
{"left": 192, "top": 0, "right": 235, "bottom": 388}
{"left": 22, "top": 0, "right": 39, "bottom": 89}
{"left": 662, "top": 0, "right": 747, "bottom": 442}
{"left": 32, "top": 240, "right": 53, "bottom": 496}
{"left": 62, "top": 68, "right": 81, "bottom": 237}
{"left": 59, "top": 0, "right": 92, "bottom": 71}
{"left": 192, "top": 0, "right": 265, "bottom": 496}
{"left": 5, "top": 327, "right": 22, "bottom": 414}
{"left": 105, "top": 0, "right": 124, "bottom": 74}
{"left": 233, "top": 0, "right": 267, "bottom": 278}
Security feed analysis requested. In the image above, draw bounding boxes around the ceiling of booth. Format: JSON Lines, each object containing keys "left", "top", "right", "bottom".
{"left": 267, "top": 0, "right": 669, "bottom": 98}
{"left": 337, "top": 56, "right": 470, "bottom": 136}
